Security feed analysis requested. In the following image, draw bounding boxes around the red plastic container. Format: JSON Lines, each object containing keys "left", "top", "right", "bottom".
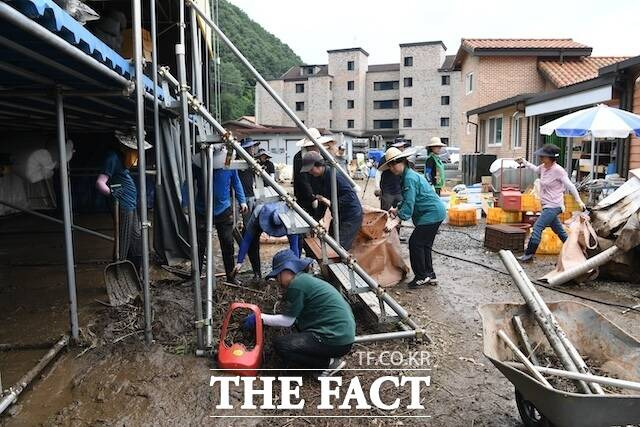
{"left": 498, "top": 160, "right": 523, "bottom": 212}
{"left": 217, "top": 302, "right": 263, "bottom": 376}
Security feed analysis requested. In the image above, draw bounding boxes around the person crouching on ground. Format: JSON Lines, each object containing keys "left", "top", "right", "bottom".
{"left": 424, "top": 137, "right": 446, "bottom": 195}
{"left": 381, "top": 147, "right": 446, "bottom": 288}
{"left": 516, "top": 144, "right": 585, "bottom": 263}
{"left": 300, "top": 151, "right": 363, "bottom": 250}
{"left": 243, "top": 249, "right": 355, "bottom": 376}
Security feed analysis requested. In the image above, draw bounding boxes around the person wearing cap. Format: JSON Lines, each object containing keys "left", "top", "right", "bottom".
{"left": 243, "top": 248, "right": 355, "bottom": 375}
{"left": 516, "top": 144, "right": 585, "bottom": 263}
{"left": 381, "top": 147, "right": 446, "bottom": 288}
{"left": 301, "top": 150, "right": 363, "bottom": 250}
{"left": 255, "top": 148, "right": 275, "bottom": 180}
{"left": 424, "top": 137, "right": 446, "bottom": 195}
{"left": 231, "top": 202, "right": 302, "bottom": 278}
{"left": 96, "top": 130, "right": 151, "bottom": 270}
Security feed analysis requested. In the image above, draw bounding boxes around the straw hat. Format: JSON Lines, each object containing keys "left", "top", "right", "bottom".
{"left": 378, "top": 147, "right": 413, "bottom": 171}
{"left": 427, "top": 137, "right": 446, "bottom": 148}
{"left": 115, "top": 130, "right": 152, "bottom": 150}
{"left": 296, "top": 128, "right": 336, "bottom": 147}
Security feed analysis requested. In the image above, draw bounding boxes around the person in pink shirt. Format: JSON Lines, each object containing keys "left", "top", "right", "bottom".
{"left": 516, "top": 144, "right": 586, "bottom": 263}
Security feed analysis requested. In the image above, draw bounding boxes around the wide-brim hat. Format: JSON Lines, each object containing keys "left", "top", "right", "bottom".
{"left": 266, "top": 248, "right": 313, "bottom": 279}
{"left": 115, "top": 130, "right": 151, "bottom": 150}
{"left": 255, "top": 148, "right": 272, "bottom": 159}
{"left": 241, "top": 137, "right": 260, "bottom": 149}
{"left": 427, "top": 137, "right": 446, "bottom": 148}
{"left": 258, "top": 202, "right": 288, "bottom": 237}
{"left": 296, "top": 128, "right": 335, "bottom": 147}
{"left": 378, "top": 147, "right": 413, "bottom": 171}
{"left": 534, "top": 144, "right": 561, "bottom": 158}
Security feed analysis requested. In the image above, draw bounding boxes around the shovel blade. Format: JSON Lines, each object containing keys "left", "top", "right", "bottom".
{"left": 104, "top": 260, "right": 141, "bottom": 306}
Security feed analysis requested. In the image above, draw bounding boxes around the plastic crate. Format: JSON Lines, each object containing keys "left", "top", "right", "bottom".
{"left": 487, "top": 207, "right": 522, "bottom": 225}
{"left": 564, "top": 194, "right": 581, "bottom": 212}
{"left": 448, "top": 206, "right": 477, "bottom": 227}
{"left": 484, "top": 224, "right": 526, "bottom": 252}
{"left": 520, "top": 194, "right": 541, "bottom": 213}
{"left": 536, "top": 228, "right": 565, "bottom": 255}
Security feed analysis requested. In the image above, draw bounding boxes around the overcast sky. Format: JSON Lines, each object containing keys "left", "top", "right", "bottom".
{"left": 228, "top": 0, "right": 639, "bottom": 64}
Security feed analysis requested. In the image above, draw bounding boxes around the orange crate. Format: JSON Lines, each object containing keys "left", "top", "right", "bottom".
{"left": 520, "top": 194, "right": 541, "bottom": 213}
{"left": 448, "top": 206, "right": 477, "bottom": 227}
{"left": 535, "top": 228, "right": 565, "bottom": 255}
{"left": 487, "top": 207, "right": 522, "bottom": 225}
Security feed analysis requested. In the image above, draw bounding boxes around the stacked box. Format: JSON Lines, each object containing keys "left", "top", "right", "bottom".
{"left": 484, "top": 224, "right": 526, "bottom": 252}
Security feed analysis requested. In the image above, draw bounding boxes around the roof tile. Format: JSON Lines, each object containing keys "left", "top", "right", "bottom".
{"left": 539, "top": 57, "right": 630, "bottom": 87}
{"left": 462, "top": 38, "right": 590, "bottom": 50}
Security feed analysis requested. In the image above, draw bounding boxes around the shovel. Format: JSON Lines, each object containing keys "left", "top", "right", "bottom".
{"left": 104, "top": 196, "right": 141, "bottom": 306}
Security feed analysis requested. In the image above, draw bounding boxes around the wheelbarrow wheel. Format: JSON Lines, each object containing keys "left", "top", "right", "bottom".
{"left": 515, "top": 390, "right": 555, "bottom": 427}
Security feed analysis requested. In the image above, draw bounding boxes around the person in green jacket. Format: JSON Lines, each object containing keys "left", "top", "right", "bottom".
{"left": 381, "top": 147, "right": 446, "bottom": 288}
{"left": 424, "top": 137, "right": 446, "bottom": 195}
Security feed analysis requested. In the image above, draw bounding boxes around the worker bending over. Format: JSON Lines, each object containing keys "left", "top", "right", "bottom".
{"left": 374, "top": 140, "right": 407, "bottom": 210}
{"left": 381, "top": 147, "right": 446, "bottom": 288}
{"left": 301, "top": 151, "right": 363, "bottom": 250}
{"left": 244, "top": 249, "right": 355, "bottom": 376}
{"left": 516, "top": 144, "right": 585, "bottom": 263}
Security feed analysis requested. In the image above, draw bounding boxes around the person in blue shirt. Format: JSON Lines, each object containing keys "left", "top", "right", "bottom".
{"left": 96, "top": 131, "right": 151, "bottom": 271}
{"left": 381, "top": 147, "right": 446, "bottom": 288}
{"left": 301, "top": 151, "right": 363, "bottom": 250}
{"left": 194, "top": 148, "right": 247, "bottom": 284}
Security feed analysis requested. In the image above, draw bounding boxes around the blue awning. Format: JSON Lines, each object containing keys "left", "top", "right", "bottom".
{"left": 0, "top": 0, "right": 172, "bottom": 131}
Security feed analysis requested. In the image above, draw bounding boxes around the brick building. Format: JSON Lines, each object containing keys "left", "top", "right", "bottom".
{"left": 255, "top": 42, "right": 461, "bottom": 147}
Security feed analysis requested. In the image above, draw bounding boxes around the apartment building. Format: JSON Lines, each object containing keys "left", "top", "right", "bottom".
{"left": 255, "top": 42, "right": 461, "bottom": 147}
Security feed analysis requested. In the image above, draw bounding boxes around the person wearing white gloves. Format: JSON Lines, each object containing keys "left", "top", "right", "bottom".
{"left": 516, "top": 144, "right": 586, "bottom": 263}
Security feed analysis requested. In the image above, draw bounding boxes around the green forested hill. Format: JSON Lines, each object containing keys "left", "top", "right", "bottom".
{"left": 216, "top": 0, "right": 301, "bottom": 121}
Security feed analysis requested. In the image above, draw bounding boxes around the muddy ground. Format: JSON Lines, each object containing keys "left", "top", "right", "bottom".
{"left": 1, "top": 186, "right": 639, "bottom": 426}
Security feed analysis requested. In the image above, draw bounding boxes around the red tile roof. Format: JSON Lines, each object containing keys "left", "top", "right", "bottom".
{"left": 539, "top": 57, "right": 630, "bottom": 87}
{"left": 462, "top": 38, "right": 590, "bottom": 51}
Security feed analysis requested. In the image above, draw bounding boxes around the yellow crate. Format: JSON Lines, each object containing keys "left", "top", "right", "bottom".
{"left": 564, "top": 194, "right": 581, "bottom": 212}
{"left": 487, "top": 207, "right": 522, "bottom": 225}
{"left": 520, "top": 194, "right": 541, "bottom": 213}
{"left": 448, "top": 206, "right": 477, "bottom": 227}
{"left": 536, "top": 228, "right": 565, "bottom": 255}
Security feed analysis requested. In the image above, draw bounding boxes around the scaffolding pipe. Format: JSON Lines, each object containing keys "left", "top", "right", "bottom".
{"left": 132, "top": 0, "right": 153, "bottom": 345}
{"left": 176, "top": 43, "right": 205, "bottom": 349}
{"left": 499, "top": 250, "right": 601, "bottom": 394}
{"left": 205, "top": 143, "right": 215, "bottom": 348}
{"left": 544, "top": 245, "right": 621, "bottom": 286}
{"left": 0, "top": 3, "right": 131, "bottom": 89}
{"left": 498, "top": 329, "right": 553, "bottom": 388}
{"left": 55, "top": 92, "right": 79, "bottom": 341}
{"left": 185, "top": 0, "right": 357, "bottom": 189}
{"left": 150, "top": 0, "right": 161, "bottom": 188}
{"left": 354, "top": 330, "right": 418, "bottom": 344}
{"left": 178, "top": 93, "right": 419, "bottom": 333}
{"left": 0, "top": 335, "right": 69, "bottom": 415}
{"left": 0, "top": 200, "right": 114, "bottom": 242}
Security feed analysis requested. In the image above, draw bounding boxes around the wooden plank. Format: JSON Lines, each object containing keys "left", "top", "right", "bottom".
{"left": 358, "top": 291, "right": 398, "bottom": 323}
{"left": 328, "top": 263, "right": 370, "bottom": 294}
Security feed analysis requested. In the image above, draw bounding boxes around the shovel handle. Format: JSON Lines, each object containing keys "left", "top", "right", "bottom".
{"left": 113, "top": 198, "right": 120, "bottom": 261}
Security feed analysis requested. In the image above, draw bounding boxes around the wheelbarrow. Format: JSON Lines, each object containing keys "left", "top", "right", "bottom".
{"left": 104, "top": 197, "right": 141, "bottom": 306}
{"left": 479, "top": 301, "right": 640, "bottom": 427}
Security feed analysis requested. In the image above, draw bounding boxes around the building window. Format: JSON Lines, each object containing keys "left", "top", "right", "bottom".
{"left": 404, "top": 56, "right": 413, "bottom": 67}
{"left": 347, "top": 99, "right": 355, "bottom": 109}
{"left": 303, "top": 66, "right": 314, "bottom": 75}
{"left": 403, "top": 118, "right": 412, "bottom": 128}
{"left": 374, "top": 81, "right": 399, "bottom": 91}
{"left": 347, "top": 61, "right": 354, "bottom": 70}
{"left": 441, "top": 137, "right": 449, "bottom": 145}
{"left": 486, "top": 115, "right": 503, "bottom": 146}
{"left": 295, "top": 101, "right": 304, "bottom": 111}
{"left": 347, "top": 80, "right": 355, "bottom": 90}
{"left": 295, "top": 83, "right": 304, "bottom": 93}
{"left": 373, "top": 99, "right": 399, "bottom": 109}
{"left": 403, "top": 97, "right": 413, "bottom": 107}
{"left": 347, "top": 120, "right": 355, "bottom": 129}
{"left": 512, "top": 116, "right": 522, "bottom": 149}
{"left": 329, "top": 81, "right": 333, "bottom": 91}
{"left": 329, "top": 119, "right": 333, "bottom": 128}
{"left": 329, "top": 100, "right": 332, "bottom": 109}
{"left": 441, "top": 96, "right": 450, "bottom": 105}
{"left": 465, "top": 72, "right": 474, "bottom": 94}
{"left": 440, "top": 117, "right": 450, "bottom": 127}
{"left": 373, "top": 119, "right": 399, "bottom": 129}
{"left": 404, "top": 77, "right": 413, "bottom": 87}
{"left": 441, "top": 75, "right": 450, "bottom": 86}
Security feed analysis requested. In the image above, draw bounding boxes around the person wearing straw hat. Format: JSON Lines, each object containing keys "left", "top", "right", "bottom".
{"left": 424, "top": 137, "right": 446, "bottom": 195}
{"left": 96, "top": 130, "right": 151, "bottom": 271}
{"left": 300, "top": 150, "right": 363, "bottom": 250}
{"left": 292, "top": 128, "right": 336, "bottom": 220}
{"left": 516, "top": 144, "right": 585, "bottom": 263}
{"left": 243, "top": 248, "right": 355, "bottom": 375}
{"left": 381, "top": 147, "right": 446, "bottom": 288}
{"left": 374, "top": 140, "right": 408, "bottom": 211}
{"left": 231, "top": 202, "right": 302, "bottom": 279}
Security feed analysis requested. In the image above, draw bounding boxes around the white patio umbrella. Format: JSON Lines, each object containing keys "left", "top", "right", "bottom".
{"left": 540, "top": 104, "right": 640, "bottom": 180}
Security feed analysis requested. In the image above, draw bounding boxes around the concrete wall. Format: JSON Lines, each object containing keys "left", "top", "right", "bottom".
{"left": 328, "top": 50, "right": 368, "bottom": 132}
{"left": 365, "top": 70, "right": 400, "bottom": 130}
